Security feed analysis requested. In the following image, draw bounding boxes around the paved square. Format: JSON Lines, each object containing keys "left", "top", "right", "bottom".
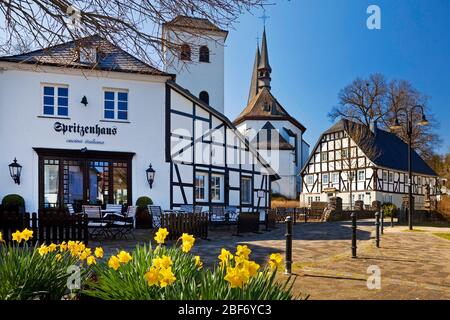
{"left": 91, "top": 220, "right": 450, "bottom": 300}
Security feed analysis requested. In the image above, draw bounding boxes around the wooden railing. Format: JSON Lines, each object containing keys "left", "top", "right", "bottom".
{"left": 0, "top": 211, "right": 89, "bottom": 245}
{"left": 160, "top": 212, "right": 209, "bottom": 240}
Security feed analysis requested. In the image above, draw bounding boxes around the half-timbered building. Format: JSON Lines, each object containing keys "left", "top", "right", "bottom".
{"left": 300, "top": 119, "right": 438, "bottom": 209}
{"left": 0, "top": 18, "right": 278, "bottom": 213}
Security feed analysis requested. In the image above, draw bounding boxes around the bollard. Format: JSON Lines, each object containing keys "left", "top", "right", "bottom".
{"left": 375, "top": 212, "right": 380, "bottom": 248}
{"left": 351, "top": 212, "right": 357, "bottom": 258}
{"left": 381, "top": 210, "right": 384, "bottom": 235}
{"left": 285, "top": 216, "right": 293, "bottom": 275}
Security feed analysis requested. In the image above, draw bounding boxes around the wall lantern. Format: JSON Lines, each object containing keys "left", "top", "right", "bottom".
{"left": 146, "top": 164, "right": 156, "bottom": 189}
{"left": 9, "top": 158, "right": 22, "bottom": 185}
{"left": 81, "top": 96, "right": 88, "bottom": 106}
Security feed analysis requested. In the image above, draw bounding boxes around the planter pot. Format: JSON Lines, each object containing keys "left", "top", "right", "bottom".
{"left": 135, "top": 207, "right": 153, "bottom": 229}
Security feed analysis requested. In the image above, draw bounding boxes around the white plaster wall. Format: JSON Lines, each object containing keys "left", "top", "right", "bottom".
{"left": 163, "top": 30, "right": 225, "bottom": 113}
{"left": 0, "top": 65, "right": 171, "bottom": 212}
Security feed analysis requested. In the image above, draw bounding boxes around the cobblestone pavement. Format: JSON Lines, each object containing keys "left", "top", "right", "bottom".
{"left": 91, "top": 221, "right": 450, "bottom": 300}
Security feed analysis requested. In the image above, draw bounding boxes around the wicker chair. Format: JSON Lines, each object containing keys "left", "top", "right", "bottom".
{"left": 110, "top": 206, "right": 136, "bottom": 239}
{"left": 83, "top": 205, "right": 109, "bottom": 239}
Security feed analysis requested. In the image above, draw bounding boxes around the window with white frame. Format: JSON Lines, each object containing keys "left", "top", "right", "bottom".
{"left": 210, "top": 174, "right": 224, "bottom": 202}
{"left": 322, "top": 173, "right": 329, "bottom": 184}
{"left": 382, "top": 171, "right": 388, "bottom": 181}
{"left": 43, "top": 85, "right": 69, "bottom": 117}
{"left": 104, "top": 90, "right": 128, "bottom": 120}
{"left": 241, "top": 176, "right": 252, "bottom": 205}
{"left": 307, "top": 196, "right": 313, "bottom": 205}
{"left": 358, "top": 170, "right": 365, "bottom": 181}
{"left": 306, "top": 175, "right": 314, "bottom": 185}
{"left": 342, "top": 148, "right": 349, "bottom": 159}
{"left": 321, "top": 152, "right": 328, "bottom": 162}
{"left": 315, "top": 196, "right": 321, "bottom": 202}
{"left": 331, "top": 172, "right": 339, "bottom": 184}
{"left": 195, "top": 172, "right": 208, "bottom": 202}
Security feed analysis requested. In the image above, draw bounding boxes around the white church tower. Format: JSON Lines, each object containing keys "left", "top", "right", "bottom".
{"left": 234, "top": 28, "right": 310, "bottom": 199}
{"left": 162, "top": 16, "right": 228, "bottom": 113}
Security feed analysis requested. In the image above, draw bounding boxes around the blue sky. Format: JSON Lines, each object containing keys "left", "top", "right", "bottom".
{"left": 224, "top": 0, "right": 450, "bottom": 153}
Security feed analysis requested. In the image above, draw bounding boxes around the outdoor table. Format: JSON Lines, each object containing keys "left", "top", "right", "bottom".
{"left": 101, "top": 209, "right": 124, "bottom": 218}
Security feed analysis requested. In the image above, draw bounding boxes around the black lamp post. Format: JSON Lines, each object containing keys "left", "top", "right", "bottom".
{"left": 146, "top": 164, "right": 156, "bottom": 189}
{"left": 390, "top": 105, "right": 429, "bottom": 230}
{"left": 9, "top": 158, "right": 22, "bottom": 185}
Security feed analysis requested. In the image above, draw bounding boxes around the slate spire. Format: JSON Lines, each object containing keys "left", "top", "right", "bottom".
{"left": 257, "top": 27, "right": 272, "bottom": 90}
{"left": 247, "top": 43, "right": 261, "bottom": 104}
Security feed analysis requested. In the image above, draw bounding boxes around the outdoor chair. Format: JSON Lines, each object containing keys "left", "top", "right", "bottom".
{"left": 148, "top": 205, "right": 163, "bottom": 228}
{"left": 83, "top": 205, "right": 109, "bottom": 239}
{"left": 105, "top": 204, "right": 123, "bottom": 214}
{"left": 225, "top": 206, "right": 239, "bottom": 222}
{"left": 67, "top": 204, "right": 75, "bottom": 215}
{"left": 110, "top": 206, "right": 137, "bottom": 239}
{"left": 209, "top": 206, "right": 226, "bottom": 223}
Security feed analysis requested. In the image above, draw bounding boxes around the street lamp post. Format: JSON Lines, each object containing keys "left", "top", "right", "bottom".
{"left": 390, "top": 105, "right": 429, "bottom": 230}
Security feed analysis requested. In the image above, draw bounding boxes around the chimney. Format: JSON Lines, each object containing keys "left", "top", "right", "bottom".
{"left": 370, "top": 120, "right": 378, "bottom": 137}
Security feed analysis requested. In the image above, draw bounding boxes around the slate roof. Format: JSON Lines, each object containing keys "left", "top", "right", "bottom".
{"left": 0, "top": 35, "right": 171, "bottom": 77}
{"left": 250, "top": 122, "right": 295, "bottom": 150}
{"left": 163, "top": 16, "right": 228, "bottom": 35}
{"left": 308, "top": 119, "right": 437, "bottom": 176}
{"left": 234, "top": 87, "right": 306, "bottom": 133}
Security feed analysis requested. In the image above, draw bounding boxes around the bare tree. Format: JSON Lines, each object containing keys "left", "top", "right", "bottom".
{"left": 330, "top": 73, "right": 440, "bottom": 159}
{"left": 329, "top": 73, "right": 388, "bottom": 127}
{"left": 0, "top": 0, "right": 266, "bottom": 68}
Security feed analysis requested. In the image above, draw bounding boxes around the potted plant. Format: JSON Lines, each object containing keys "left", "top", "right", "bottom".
{"left": 135, "top": 196, "right": 153, "bottom": 229}
{"left": 1, "top": 194, "right": 25, "bottom": 213}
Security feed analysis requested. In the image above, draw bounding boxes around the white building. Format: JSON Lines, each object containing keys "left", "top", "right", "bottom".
{"left": 162, "top": 16, "right": 227, "bottom": 114}
{"left": 300, "top": 119, "right": 439, "bottom": 209}
{"left": 234, "top": 29, "right": 310, "bottom": 199}
{"left": 0, "top": 21, "right": 278, "bottom": 213}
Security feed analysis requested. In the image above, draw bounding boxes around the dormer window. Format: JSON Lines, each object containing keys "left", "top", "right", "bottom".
{"left": 180, "top": 44, "right": 191, "bottom": 61}
{"left": 199, "top": 46, "right": 210, "bottom": 62}
{"left": 79, "top": 47, "right": 98, "bottom": 64}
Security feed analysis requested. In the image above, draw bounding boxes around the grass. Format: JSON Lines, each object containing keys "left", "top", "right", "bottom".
{"left": 402, "top": 229, "right": 426, "bottom": 233}
{"left": 432, "top": 233, "right": 450, "bottom": 241}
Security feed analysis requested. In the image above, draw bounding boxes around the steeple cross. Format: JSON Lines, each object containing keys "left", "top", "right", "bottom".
{"left": 259, "top": 9, "right": 270, "bottom": 26}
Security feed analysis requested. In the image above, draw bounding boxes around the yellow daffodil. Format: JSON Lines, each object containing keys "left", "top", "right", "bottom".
{"left": 94, "top": 247, "right": 104, "bottom": 259}
{"left": 144, "top": 267, "right": 160, "bottom": 287}
{"left": 117, "top": 251, "right": 132, "bottom": 264}
{"left": 87, "top": 256, "right": 97, "bottom": 266}
{"left": 12, "top": 230, "right": 23, "bottom": 243}
{"left": 180, "top": 233, "right": 195, "bottom": 253}
{"left": 269, "top": 253, "right": 283, "bottom": 270}
{"left": 245, "top": 260, "right": 260, "bottom": 277}
{"left": 236, "top": 245, "right": 251, "bottom": 259}
{"left": 79, "top": 249, "right": 91, "bottom": 261}
{"left": 154, "top": 228, "right": 169, "bottom": 244}
{"left": 0, "top": 232, "right": 4, "bottom": 243}
{"left": 21, "top": 229, "right": 33, "bottom": 241}
{"left": 59, "top": 242, "right": 67, "bottom": 252}
{"left": 55, "top": 254, "right": 62, "bottom": 262}
{"left": 108, "top": 256, "right": 121, "bottom": 271}
{"left": 159, "top": 267, "right": 176, "bottom": 288}
{"left": 153, "top": 255, "right": 173, "bottom": 269}
{"left": 224, "top": 266, "right": 250, "bottom": 288}
{"left": 194, "top": 256, "right": 203, "bottom": 270}
{"left": 218, "top": 248, "right": 233, "bottom": 268}
{"left": 48, "top": 243, "right": 57, "bottom": 253}
{"left": 38, "top": 244, "right": 49, "bottom": 256}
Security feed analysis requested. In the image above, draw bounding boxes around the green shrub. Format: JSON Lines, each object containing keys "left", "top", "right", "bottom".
{"left": 382, "top": 203, "right": 398, "bottom": 217}
{"left": 1, "top": 194, "right": 25, "bottom": 212}
{"left": 136, "top": 196, "right": 153, "bottom": 208}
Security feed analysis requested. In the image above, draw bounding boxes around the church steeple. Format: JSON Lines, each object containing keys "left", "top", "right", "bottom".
{"left": 247, "top": 43, "right": 260, "bottom": 104}
{"left": 258, "top": 27, "right": 272, "bottom": 90}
